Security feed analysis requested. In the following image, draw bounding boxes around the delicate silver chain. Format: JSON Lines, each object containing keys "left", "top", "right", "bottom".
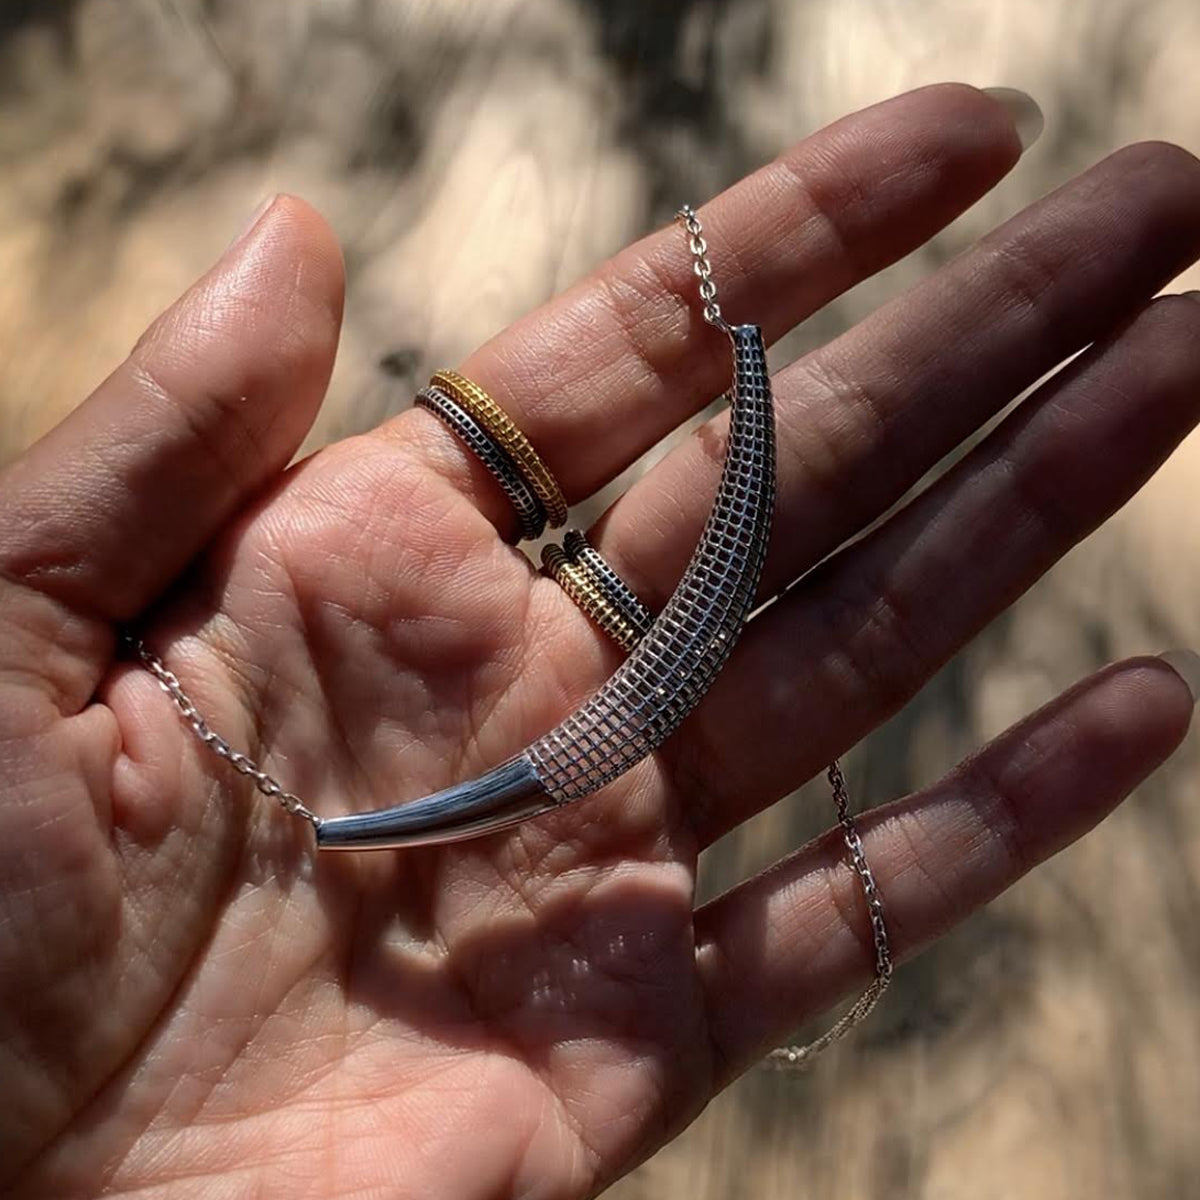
{"left": 767, "top": 759, "right": 893, "bottom": 1068}
{"left": 677, "top": 205, "right": 727, "bottom": 329}
{"left": 128, "top": 652, "right": 890, "bottom": 1060}
{"left": 123, "top": 634, "right": 320, "bottom": 829}
{"left": 677, "top": 201, "right": 892, "bottom": 1068}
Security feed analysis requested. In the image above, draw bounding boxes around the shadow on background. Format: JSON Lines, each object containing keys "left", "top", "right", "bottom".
{"left": 1, "top": 2, "right": 1197, "bottom": 1197}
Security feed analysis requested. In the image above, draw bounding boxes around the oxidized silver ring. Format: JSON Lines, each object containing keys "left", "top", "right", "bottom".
{"left": 415, "top": 385, "right": 547, "bottom": 541}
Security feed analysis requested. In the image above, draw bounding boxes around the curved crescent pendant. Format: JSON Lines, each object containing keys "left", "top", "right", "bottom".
{"left": 316, "top": 323, "right": 775, "bottom": 850}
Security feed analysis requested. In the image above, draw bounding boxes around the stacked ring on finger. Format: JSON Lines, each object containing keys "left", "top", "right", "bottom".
{"left": 415, "top": 385, "right": 548, "bottom": 541}
{"left": 542, "top": 530, "right": 652, "bottom": 652}
{"left": 431, "top": 369, "right": 568, "bottom": 529}
{"left": 542, "top": 544, "right": 642, "bottom": 651}
{"left": 561, "top": 530, "right": 653, "bottom": 640}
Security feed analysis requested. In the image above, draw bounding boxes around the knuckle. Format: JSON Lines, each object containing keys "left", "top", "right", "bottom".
{"left": 818, "top": 571, "right": 930, "bottom": 717}
{"left": 996, "top": 442, "right": 1077, "bottom": 547}
{"left": 953, "top": 750, "right": 1031, "bottom": 878}
{"left": 126, "top": 356, "right": 267, "bottom": 494}
{"left": 798, "top": 351, "right": 891, "bottom": 448}
{"left": 817, "top": 854, "right": 884, "bottom": 968}
{"left": 772, "top": 150, "right": 869, "bottom": 277}
{"left": 888, "top": 810, "right": 959, "bottom": 932}
{"left": 593, "top": 265, "right": 682, "bottom": 397}
{"left": 977, "top": 233, "right": 1062, "bottom": 328}
{"left": 782, "top": 351, "right": 901, "bottom": 513}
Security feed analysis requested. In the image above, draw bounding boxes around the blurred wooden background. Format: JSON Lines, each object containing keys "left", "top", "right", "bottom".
{"left": 2, "top": 2, "right": 1199, "bottom": 1196}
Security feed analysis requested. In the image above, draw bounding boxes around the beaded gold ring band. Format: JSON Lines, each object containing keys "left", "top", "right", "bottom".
{"left": 542, "top": 543, "right": 642, "bottom": 651}
{"left": 431, "top": 369, "right": 568, "bottom": 529}
{"left": 562, "top": 530, "right": 653, "bottom": 639}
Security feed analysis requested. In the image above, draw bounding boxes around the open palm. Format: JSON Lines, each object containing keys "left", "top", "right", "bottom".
{"left": 5, "top": 86, "right": 1200, "bottom": 1199}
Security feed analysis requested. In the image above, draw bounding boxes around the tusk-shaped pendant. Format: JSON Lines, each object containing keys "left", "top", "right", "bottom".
{"left": 316, "top": 322, "right": 775, "bottom": 850}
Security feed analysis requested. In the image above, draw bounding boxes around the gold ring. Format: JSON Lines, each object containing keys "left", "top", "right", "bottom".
{"left": 542, "top": 545, "right": 641, "bottom": 651}
{"left": 431, "top": 369, "right": 568, "bottom": 528}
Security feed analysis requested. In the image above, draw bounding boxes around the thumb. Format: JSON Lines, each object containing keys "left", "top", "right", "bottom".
{"left": 0, "top": 196, "right": 344, "bottom": 704}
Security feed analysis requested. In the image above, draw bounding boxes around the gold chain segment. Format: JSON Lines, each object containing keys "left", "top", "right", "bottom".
{"left": 431, "top": 369, "right": 568, "bottom": 527}
{"left": 542, "top": 545, "right": 641, "bottom": 651}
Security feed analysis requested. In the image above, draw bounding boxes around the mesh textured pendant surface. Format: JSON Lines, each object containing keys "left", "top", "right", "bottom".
{"left": 315, "top": 324, "right": 775, "bottom": 850}
{"left": 528, "top": 325, "right": 773, "bottom": 799}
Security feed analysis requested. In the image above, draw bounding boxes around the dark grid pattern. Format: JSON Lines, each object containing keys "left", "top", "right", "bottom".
{"left": 528, "top": 324, "right": 775, "bottom": 800}
{"left": 563, "top": 529, "right": 654, "bottom": 639}
{"left": 430, "top": 369, "right": 569, "bottom": 527}
{"left": 542, "top": 542, "right": 642, "bottom": 650}
{"left": 414, "top": 385, "right": 547, "bottom": 541}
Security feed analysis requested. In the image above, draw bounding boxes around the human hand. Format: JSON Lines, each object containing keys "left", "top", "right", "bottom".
{"left": 4, "top": 84, "right": 1200, "bottom": 1198}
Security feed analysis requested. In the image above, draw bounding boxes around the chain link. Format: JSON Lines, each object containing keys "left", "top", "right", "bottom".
{"left": 766, "top": 759, "right": 893, "bottom": 1069}
{"left": 123, "top": 634, "right": 321, "bottom": 830}
{"left": 676, "top": 200, "right": 893, "bottom": 1067}
{"left": 676, "top": 204, "right": 728, "bottom": 330}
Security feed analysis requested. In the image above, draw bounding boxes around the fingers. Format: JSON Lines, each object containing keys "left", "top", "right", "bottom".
{"left": 694, "top": 656, "right": 1195, "bottom": 1082}
{"left": 596, "top": 140, "right": 1200, "bottom": 612}
{"left": 381, "top": 84, "right": 1027, "bottom": 532}
{"left": 680, "top": 292, "right": 1200, "bottom": 846}
{"left": 0, "top": 197, "right": 344, "bottom": 703}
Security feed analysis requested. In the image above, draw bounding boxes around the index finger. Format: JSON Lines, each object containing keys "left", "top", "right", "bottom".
{"left": 380, "top": 83, "right": 1031, "bottom": 531}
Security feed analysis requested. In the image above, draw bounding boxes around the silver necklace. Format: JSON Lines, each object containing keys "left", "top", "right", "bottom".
{"left": 126, "top": 205, "right": 891, "bottom": 1063}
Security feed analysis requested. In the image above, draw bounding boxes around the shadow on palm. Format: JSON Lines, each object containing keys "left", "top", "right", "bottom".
{"left": 136, "top": 410, "right": 716, "bottom": 1108}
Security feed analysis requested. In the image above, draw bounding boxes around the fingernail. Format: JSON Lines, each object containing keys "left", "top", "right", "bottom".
{"left": 224, "top": 194, "right": 277, "bottom": 254}
{"left": 1158, "top": 650, "right": 1200, "bottom": 704}
{"left": 981, "top": 87, "right": 1044, "bottom": 153}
